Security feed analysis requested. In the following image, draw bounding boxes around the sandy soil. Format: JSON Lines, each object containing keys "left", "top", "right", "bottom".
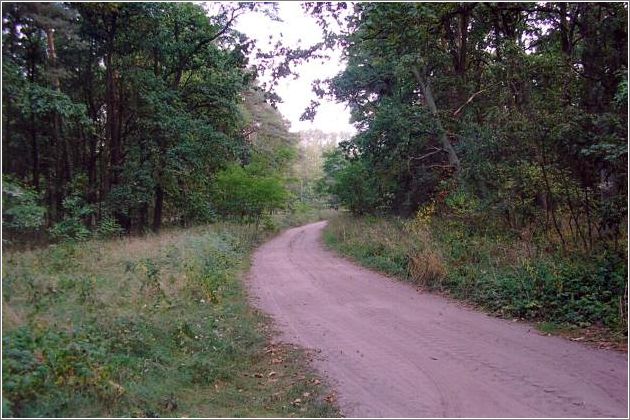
{"left": 248, "top": 221, "right": 628, "bottom": 418}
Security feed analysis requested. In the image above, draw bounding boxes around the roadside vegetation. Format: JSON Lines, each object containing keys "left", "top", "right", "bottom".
{"left": 311, "top": 3, "right": 627, "bottom": 345}
{"left": 324, "top": 212, "right": 627, "bottom": 345}
{"left": 3, "top": 212, "right": 338, "bottom": 418}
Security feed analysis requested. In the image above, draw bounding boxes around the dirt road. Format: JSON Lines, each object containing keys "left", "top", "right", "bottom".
{"left": 248, "top": 221, "right": 628, "bottom": 418}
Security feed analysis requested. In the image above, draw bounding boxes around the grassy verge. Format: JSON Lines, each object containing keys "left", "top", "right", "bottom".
{"left": 2, "top": 213, "right": 339, "bottom": 417}
{"left": 323, "top": 213, "right": 627, "bottom": 349}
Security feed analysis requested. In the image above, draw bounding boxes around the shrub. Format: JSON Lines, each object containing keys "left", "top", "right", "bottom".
{"left": 2, "top": 326, "right": 112, "bottom": 417}
{"left": 408, "top": 251, "right": 446, "bottom": 288}
{"left": 324, "top": 213, "right": 628, "bottom": 334}
{"left": 49, "top": 195, "right": 93, "bottom": 242}
{"left": 330, "top": 160, "right": 381, "bottom": 215}
{"left": 96, "top": 216, "right": 124, "bottom": 239}
{"left": 2, "top": 176, "right": 46, "bottom": 234}
{"left": 213, "top": 164, "right": 289, "bottom": 223}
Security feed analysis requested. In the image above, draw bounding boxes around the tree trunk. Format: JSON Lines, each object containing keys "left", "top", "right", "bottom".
{"left": 30, "top": 113, "right": 40, "bottom": 191}
{"left": 46, "top": 27, "right": 67, "bottom": 220}
{"left": 105, "top": 51, "right": 120, "bottom": 191}
{"left": 45, "top": 28, "right": 60, "bottom": 90}
{"left": 87, "top": 131, "right": 97, "bottom": 200}
{"left": 411, "top": 66, "right": 461, "bottom": 175}
{"left": 139, "top": 202, "right": 149, "bottom": 232}
{"left": 104, "top": 14, "right": 120, "bottom": 193}
{"left": 455, "top": 7, "right": 470, "bottom": 76}
{"left": 153, "top": 184, "right": 164, "bottom": 232}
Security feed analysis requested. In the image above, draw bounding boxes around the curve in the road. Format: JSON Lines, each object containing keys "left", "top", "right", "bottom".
{"left": 248, "top": 221, "right": 628, "bottom": 418}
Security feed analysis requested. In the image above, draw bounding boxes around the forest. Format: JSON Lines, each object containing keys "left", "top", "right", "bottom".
{"left": 2, "top": 2, "right": 320, "bottom": 242}
{"left": 1, "top": 1, "right": 628, "bottom": 418}
{"left": 312, "top": 2, "right": 628, "bottom": 338}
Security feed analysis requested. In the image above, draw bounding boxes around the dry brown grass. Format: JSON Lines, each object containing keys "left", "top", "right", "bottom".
{"left": 408, "top": 250, "right": 446, "bottom": 288}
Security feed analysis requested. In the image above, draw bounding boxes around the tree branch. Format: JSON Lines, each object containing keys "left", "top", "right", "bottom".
{"left": 453, "top": 87, "right": 490, "bottom": 116}
{"left": 411, "top": 147, "right": 445, "bottom": 161}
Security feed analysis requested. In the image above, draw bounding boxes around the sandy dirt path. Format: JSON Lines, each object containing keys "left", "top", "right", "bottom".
{"left": 248, "top": 221, "right": 628, "bottom": 418}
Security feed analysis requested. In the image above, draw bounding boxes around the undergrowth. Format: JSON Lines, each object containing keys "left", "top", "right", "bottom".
{"left": 2, "top": 211, "right": 338, "bottom": 418}
{"left": 324, "top": 213, "right": 627, "bottom": 341}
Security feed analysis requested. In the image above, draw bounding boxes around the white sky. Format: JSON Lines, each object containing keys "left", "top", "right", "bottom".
{"left": 234, "top": 2, "right": 355, "bottom": 134}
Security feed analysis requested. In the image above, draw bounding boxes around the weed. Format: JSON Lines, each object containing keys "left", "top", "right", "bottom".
{"left": 324, "top": 213, "right": 628, "bottom": 339}
{"left": 2, "top": 219, "right": 340, "bottom": 417}
{"left": 76, "top": 276, "right": 96, "bottom": 305}
{"left": 537, "top": 321, "right": 561, "bottom": 334}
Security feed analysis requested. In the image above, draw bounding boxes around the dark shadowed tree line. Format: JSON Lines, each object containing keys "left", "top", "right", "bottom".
{"left": 311, "top": 2, "right": 626, "bottom": 252}
{"left": 2, "top": 2, "right": 304, "bottom": 241}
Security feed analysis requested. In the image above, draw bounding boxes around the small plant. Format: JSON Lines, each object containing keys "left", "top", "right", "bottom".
{"left": 2, "top": 175, "right": 46, "bottom": 242}
{"left": 2, "top": 326, "right": 112, "bottom": 417}
{"left": 76, "top": 276, "right": 96, "bottom": 305}
{"left": 47, "top": 243, "right": 79, "bottom": 273}
{"left": 260, "top": 214, "right": 279, "bottom": 232}
{"left": 96, "top": 216, "right": 124, "bottom": 239}
{"left": 136, "top": 259, "right": 168, "bottom": 303}
{"left": 444, "top": 189, "right": 480, "bottom": 220}
{"left": 49, "top": 195, "right": 93, "bottom": 242}
{"left": 408, "top": 250, "right": 446, "bottom": 288}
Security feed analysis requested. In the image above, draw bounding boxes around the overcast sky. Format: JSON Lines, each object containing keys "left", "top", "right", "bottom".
{"left": 234, "top": 2, "right": 355, "bottom": 134}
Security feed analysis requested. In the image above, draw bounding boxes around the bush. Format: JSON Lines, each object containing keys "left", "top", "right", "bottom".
{"left": 2, "top": 326, "right": 112, "bottom": 417}
{"left": 408, "top": 251, "right": 446, "bottom": 288}
{"left": 324, "top": 213, "right": 628, "bottom": 334}
{"left": 213, "top": 164, "right": 289, "bottom": 223}
{"left": 2, "top": 176, "right": 46, "bottom": 234}
{"left": 49, "top": 219, "right": 91, "bottom": 242}
{"left": 96, "top": 216, "right": 124, "bottom": 239}
{"left": 330, "top": 160, "right": 381, "bottom": 215}
{"left": 49, "top": 195, "right": 93, "bottom": 242}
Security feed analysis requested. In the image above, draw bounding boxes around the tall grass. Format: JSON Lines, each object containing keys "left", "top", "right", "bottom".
{"left": 2, "top": 217, "right": 338, "bottom": 417}
{"left": 324, "top": 213, "right": 627, "bottom": 339}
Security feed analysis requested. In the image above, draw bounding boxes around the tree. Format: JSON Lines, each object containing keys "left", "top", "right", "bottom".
{"left": 2, "top": 2, "right": 267, "bottom": 235}
{"left": 306, "top": 2, "right": 627, "bottom": 250}
{"left": 213, "top": 164, "right": 289, "bottom": 224}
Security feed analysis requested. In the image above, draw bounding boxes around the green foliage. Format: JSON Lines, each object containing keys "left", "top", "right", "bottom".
{"left": 435, "top": 221, "right": 627, "bottom": 329}
{"left": 325, "top": 214, "right": 628, "bottom": 335}
{"left": 213, "top": 164, "right": 289, "bottom": 222}
{"left": 95, "top": 216, "right": 124, "bottom": 239}
{"left": 319, "top": 149, "right": 387, "bottom": 213}
{"left": 323, "top": 215, "right": 426, "bottom": 279}
{"left": 311, "top": 2, "right": 627, "bottom": 250}
{"left": 291, "top": 129, "right": 347, "bottom": 207}
{"left": 49, "top": 195, "right": 93, "bottom": 242}
{"left": 2, "top": 176, "right": 46, "bottom": 232}
{"left": 3, "top": 224, "right": 339, "bottom": 417}
{"left": 3, "top": 326, "right": 111, "bottom": 417}
{"left": 331, "top": 160, "right": 382, "bottom": 215}
{"left": 443, "top": 188, "right": 480, "bottom": 219}
{"left": 614, "top": 67, "right": 627, "bottom": 105}
{"left": 2, "top": 397, "right": 12, "bottom": 418}
{"left": 17, "top": 84, "right": 91, "bottom": 125}
{"left": 3, "top": 2, "right": 293, "bottom": 235}
{"left": 317, "top": 148, "right": 347, "bottom": 207}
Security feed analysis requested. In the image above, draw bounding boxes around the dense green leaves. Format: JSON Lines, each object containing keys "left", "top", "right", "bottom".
{"left": 2, "top": 176, "right": 46, "bottom": 232}
{"left": 213, "top": 164, "right": 289, "bottom": 222}
{"left": 314, "top": 2, "right": 627, "bottom": 249}
{"left": 2, "top": 2, "right": 299, "bottom": 237}
{"left": 314, "top": 2, "right": 627, "bottom": 333}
